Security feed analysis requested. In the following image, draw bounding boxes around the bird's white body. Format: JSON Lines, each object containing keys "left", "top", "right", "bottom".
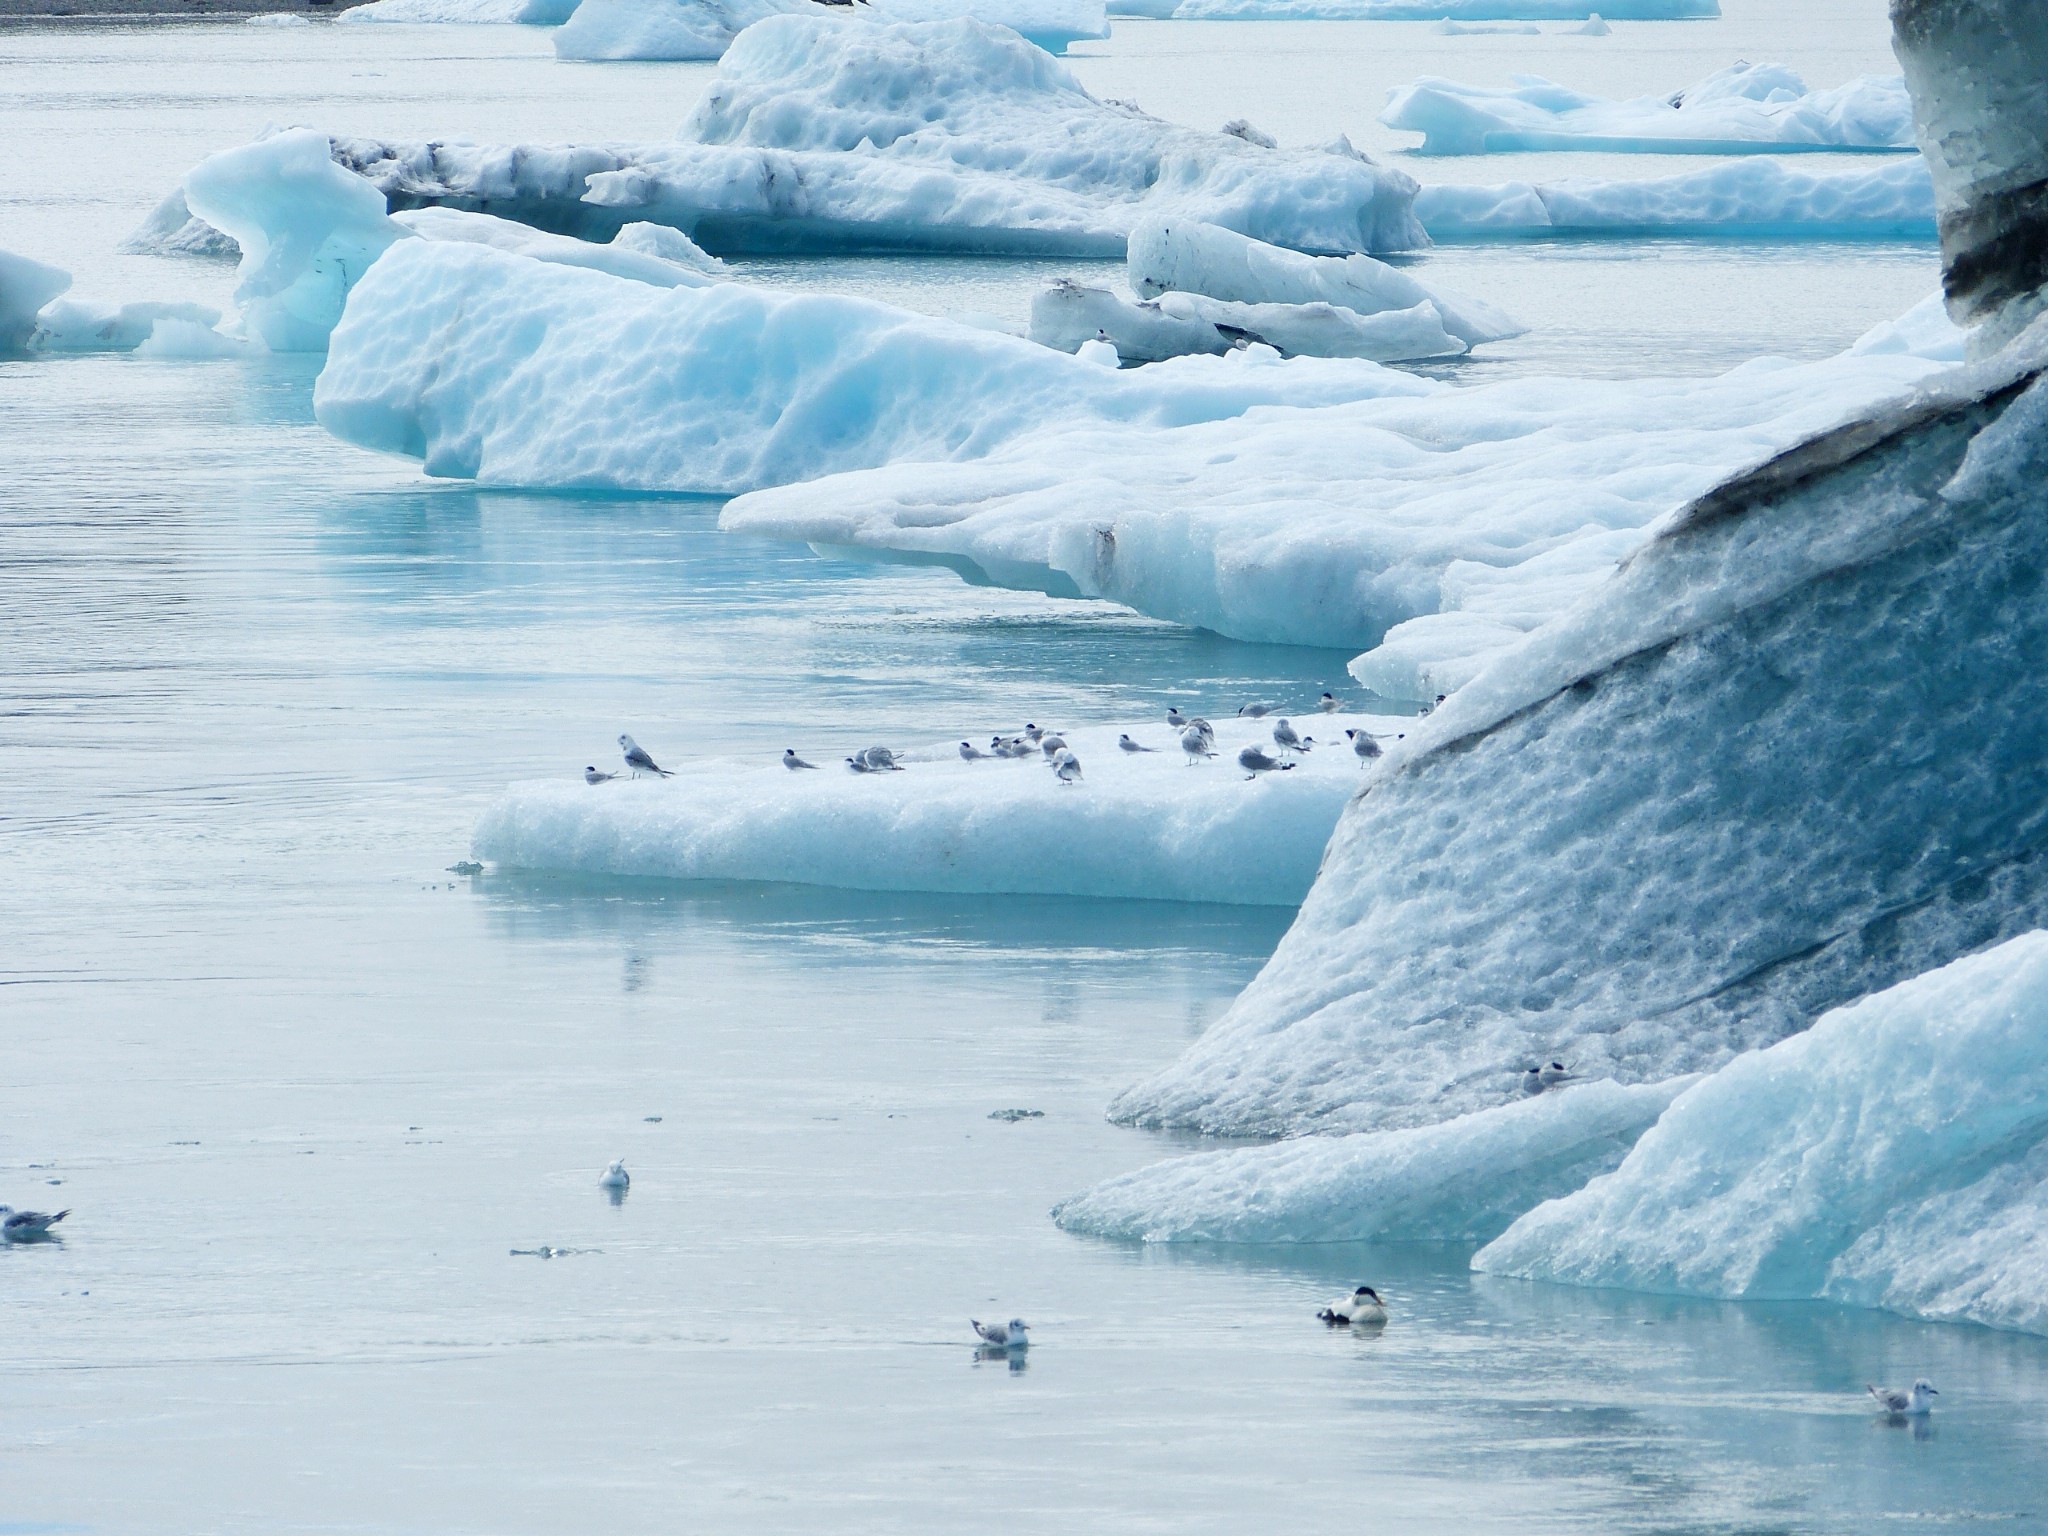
{"left": 973, "top": 1318, "right": 1030, "bottom": 1348}
{"left": 0, "top": 1205, "right": 69, "bottom": 1241}
{"left": 599, "top": 1160, "right": 630, "bottom": 1190}
{"left": 1346, "top": 729, "right": 1382, "bottom": 764}
{"left": 1053, "top": 748, "right": 1082, "bottom": 784}
{"left": 1039, "top": 734, "right": 1067, "bottom": 759}
{"left": 959, "top": 741, "right": 985, "bottom": 761}
{"left": 1118, "top": 734, "right": 1156, "bottom": 753}
{"left": 1022, "top": 725, "right": 1045, "bottom": 744}
{"left": 1181, "top": 727, "right": 1216, "bottom": 763}
{"left": 619, "top": 734, "right": 674, "bottom": 777}
{"left": 584, "top": 766, "right": 617, "bottom": 785}
{"left": 1869, "top": 1379, "right": 1939, "bottom": 1415}
{"left": 783, "top": 749, "right": 818, "bottom": 770}
{"left": 1239, "top": 746, "right": 1293, "bottom": 778}
{"left": 1272, "top": 719, "right": 1309, "bottom": 754}
{"left": 1318, "top": 1286, "right": 1387, "bottom": 1326}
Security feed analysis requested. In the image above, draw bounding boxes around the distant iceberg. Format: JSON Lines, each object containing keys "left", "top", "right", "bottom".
{"left": 1123, "top": 0, "right": 1714, "bottom": 19}
{"left": 1415, "top": 155, "right": 1934, "bottom": 240}
{"left": 553, "top": 0, "right": 811, "bottom": 61}
{"left": 1383, "top": 63, "right": 1915, "bottom": 155}
{"left": 475, "top": 716, "right": 1394, "bottom": 904}
{"left": 1476, "top": 934, "right": 2048, "bottom": 1337}
{"left": 340, "top": 0, "right": 581, "bottom": 22}
{"left": 862, "top": 0, "right": 1110, "bottom": 52}
{"left": 0, "top": 247, "right": 72, "bottom": 356}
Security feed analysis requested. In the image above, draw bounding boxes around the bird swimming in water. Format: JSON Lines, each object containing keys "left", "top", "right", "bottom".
{"left": 1238, "top": 746, "right": 1294, "bottom": 779}
{"left": 1868, "top": 1379, "right": 1938, "bottom": 1415}
{"left": 619, "top": 734, "right": 674, "bottom": 778}
{"left": 1053, "top": 748, "right": 1082, "bottom": 785}
{"left": 1318, "top": 692, "right": 1341, "bottom": 713}
{"left": 959, "top": 741, "right": 986, "bottom": 761}
{"left": 1271, "top": 719, "right": 1310, "bottom": 754}
{"left": 972, "top": 1318, "right": 1030, "bottom": 1348}
{"left": 1181, "top": 727, "right": 1216, "bottom": 764}
{"left": 1118, "top": 734, "right": 1156, "bottom": 753}
{"left": 782, "top": 749, "right": 818, "bottom": 770}
{"left": 0, "top": 1205, "right": 69, "bottom": 1242}
{"left": 584, "top": 766, "right": 617, "bottom": 785}
{"left": 1317, "top": 1286, "right": 1387, "bottom": 1326}
{"left": 1238, "top": 702, "right": 1273, "bottom": 719}
{"left": 1345, "top": 729, "right": 1382, "bottom": 764}
{"left": 599, "top": 1160, "right": 629, "bottom": 1190}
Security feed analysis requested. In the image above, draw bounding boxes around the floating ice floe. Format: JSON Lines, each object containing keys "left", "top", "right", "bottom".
{"left": 1029, "top": 279, "right": 1466, "bottom": 362}
{"left": 314, "top": 238, "right": 1440, "bottom": 486}
{"left": 1116, "top": 0, "right": 1713, "bottom": 19}
{"left": 1413, "top": 155, "right": 1934, "bottom": 239}
{"left": 244, "top": 10, "right": 314, "bottom": 23}
{"left": 474, "top": 715, "right": 1401, "bottom": 904}
{"left": 0, "top": 248, "right": 71, "bottom": 356}
{"left": 30, "top": 299, "right": 226, "bottom": 353}
{"left": 862, "top": 0, "right": 1110, "bottom": 53}
{"left": 1104, "top": 308, "right": 2048, "bottom": 1138}
{"left": 1431, "top": 19, "right": 1538, "bottom": 33}
{"left": 1053, "top": 1078, "right": 1693, "bottom": 1243}
{"left": 1382, "top": 63, "right": 1915, "bottom": 156}
{"left": 553, "top": 0, "right": 813, "bottom": 62}
{"left": 340, "top": 0, "right": 580, "bottom": 23}
{"left": 721, "top": 300, "right": 1958, "bottom": 683}
{"left": 318, "top": 17, "right": 1426, "bottom": 256}
{"left": 1475, "top": 934, "right": 2048, "bottom": 1337}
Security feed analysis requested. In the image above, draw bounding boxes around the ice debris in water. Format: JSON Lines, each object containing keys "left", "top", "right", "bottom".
{"left": 1382, "top": 63, "right": 1916, "bottom": 156}
{"left": 0, "top": 247, "right": 71, "bottom": 356}
{"left": 1476, "top": 933, "right": 2048, "bottom": 1338}
{"left": 314, "top": 17, "right": 1426, "bottom": 257}
{"left": 553, "top": 0, "right": 813, "bottom": 63}
{"left": 1104, "top": 314, "right": 2048, "bottom": 1140}
{"left": 721, "top": 298, "right": 1959, "bottom": 696}
{"left": 1053, "top": 1079, "right": 1693, "bottom": 1243}
{"left": 1030, "top": 279, "right": 1467, "bottom": 364}
{"left": 30, "top": 299, "right": 224, "bottom": 353}
{"left": 988, "top": 1108, "right": 1045, "bottom": 1121}
{"left": 474, "top": 716, "right": 1400, "bottom": 904}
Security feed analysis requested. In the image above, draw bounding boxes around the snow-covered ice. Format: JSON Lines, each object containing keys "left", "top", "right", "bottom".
{"left": 1054, "top": 1079, "right": 1692, "bottom": 1243}
{"left": 340, "top": 0, "right": 580, "bottom": 23}
{"left": 1029, "top": 280, "right": 1467, "bottom": 362}
{"left": 1382, "top": 64, "right": 1915, "bottom": 156}
{"left": 475, "top": 715, "right": 1397, "bottom": 903}
{"left": 862, "top": 0, "right": 1109, "bottom": 53}
{"left": 30, "top": 298, "right": 225, "bottom": 353}
{"left": 553, "top": 0, "right": 811, "bottom": 61}
{"left": 1414, "top": 156, "right": 1934, "bottom": 239}
{"left": 1103, "top": 316, "right": 2048, "bottom": 1138}
{"left": 1124, "top": 0, "right": 1714, "bottom": 19}
{"left": 321, "top": 17, "right": 1426, "bottom": 256}
{"left": 1476, "top": 934, "right": 2048, "bottom": 1337}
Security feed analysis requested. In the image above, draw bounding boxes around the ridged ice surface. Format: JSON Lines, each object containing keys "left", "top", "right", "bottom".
{"left": 1053, "top": 1079, "right": 1691, "bottom": 1243}
{"left": 1382, "top": 63, "right": 1914, "bottom": 157}
{"left": 553, "top": 0, "right": 812, "bottom": 61}
{"left": 1476, "top": 933, "right": 2048, "bottom": 1337}
{"left": 1107, "top": 328, "right": 2048, "bottom": 1137}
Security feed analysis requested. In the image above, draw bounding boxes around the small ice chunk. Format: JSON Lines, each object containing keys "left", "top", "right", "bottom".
{"left": 134, "top": 319, "right": 254, "bottom": 359}
{"left": 31, "top": 298, "right": 223, "bottom": 353}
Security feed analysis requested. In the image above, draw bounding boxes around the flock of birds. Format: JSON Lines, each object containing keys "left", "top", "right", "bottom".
{"left": 586, "top": 696, "right": 1404, "bottom": 790}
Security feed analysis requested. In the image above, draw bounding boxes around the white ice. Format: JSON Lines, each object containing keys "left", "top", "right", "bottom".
{"left": 1120, "top": 0, "right": 1713, "bottom": 19}
{"left": 1053, "top": 1078, "right": 1692, "bottom": 1243}
{"left": 1029, "top": 280, "right": 1466, "bottom": 363}
{"left": 1382, "top": 63, "right": 1915, "bottom": 156}
{"left": 553, "top": 0, "right": 812, "bottom": 62}
{"left": 1414, "top": 155, "right": 1934, "bottom": 240}
{"left": 1, "top": 247, "right": 70, "bottom": 356}
{"left": 30, "top": 298, "right": 225, "bottom": 353}
{"left": 340, "top": 0, "right": 580, "bottom": 24}
{"left": 474, "top": 714, "right": 1399, "bottom": 904}
{"left": 1476, "top": 933, "right": 2048, "bottom": 1337}
{"left": 863, "top": 0, "right": 1109, "bottom": 53}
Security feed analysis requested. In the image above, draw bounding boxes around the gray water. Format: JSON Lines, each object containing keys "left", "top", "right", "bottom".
{"left": 5, "top": 3, "right": 2045, "bottom": 1532}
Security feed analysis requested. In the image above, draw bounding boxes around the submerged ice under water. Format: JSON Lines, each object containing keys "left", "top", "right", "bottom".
{"left": 5, "top": 6, "right": 2048, "bottom": 1533}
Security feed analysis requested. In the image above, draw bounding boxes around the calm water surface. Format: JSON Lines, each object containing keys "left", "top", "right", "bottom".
{"left": 3, "top": 3, "right": 2042, "bottom": 1531}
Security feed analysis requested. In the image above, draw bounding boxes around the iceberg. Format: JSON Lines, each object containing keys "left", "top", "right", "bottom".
{"left": 862, "top": 0, "right": 1110, "bottom": 53}
{"left": 339, "top": 0, "right": 581, "bottom": 24}
{"left": 135, "top": 319, "right": 253, "bottom": 360}
{"left": 1028, "top": 279, "right": 1468, "bottom": 363}
{"left": 122, "top": 189, "right": 243, "bottom": 259}
{"left": 1413, "top": 155, "right": 1935, "bottom": 240}
{"left": 0, "top": 248, "right": 71, "bottom": 356}
{"left": 720, "top": 317, "right": 1954, "bottom": 676}
{"left": 313, "top": 237, "right": 1445, "bottom": 489}
{"left": 475, "top": 716, "right": 1398, "bottom": 904}
{"left": 1054, "top": 1079, "right": 1692, "bottom": 1244}
{"left": 322, "top": 17, "right": 1426, "bottom": 256}
{"left": 1128, "top": 215, "right": 1522, "bottom": 349}
{"left": 1382, "top": 63, "right": 1915, "bottom": 156}
{"left": 1132, "top": 0, "right": 1715, "bottom": 19}
{"left": 552, "top": 0, "right": 812, "bottom": 61}
{"left": 1475, "top": 934, "right": 2048, "bottom": 1336}
{"left": 29, "top": 298, "right": 225, "bottom": 353}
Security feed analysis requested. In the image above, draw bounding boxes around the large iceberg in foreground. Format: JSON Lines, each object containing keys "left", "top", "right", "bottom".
{"left": 1104, "top": 316, "right": 2048, "bottom": 1137}
{"left": 1055, "top": 1079, "right": 1692, "bottom": 1243}
{"left": 325, "top": 17, "right": 1425, "bottom": 256}
{"left": 476, "top": 715, "right": 1396, "bottom": 904}
{"left": 1476, "top": 934, "right": 2048, "bottom": 1336}
{"left": 553, "top": 0, "right": 810, "bottom": 61}
{"left": 1383, "top": 64, "right": 1914, "bottom": 156}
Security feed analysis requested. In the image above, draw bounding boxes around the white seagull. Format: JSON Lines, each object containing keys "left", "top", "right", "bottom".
{"left": 1039, "top": 734, "right": 1068, "bottom": 759}
{"left": 1318, "top": 692, "right": 1341, "bottom": 713}
{"left": 1118, "top": 734, "right": 1156, "bottom": 753}
{"left": 1345, "top": 729, "right": 1382, "bottom": 765}
{"left": 1022, "top": 724, "right": 1045, "bottom": 744}
{"left": 0, "top": 1205, "right": 69, "bottom": 1242}
{"left": 1271, "top": 719, "right": 1310, "bottom": 754}
{"left": 972, "top": 1318, "right": 1030, "bottom": 1348}
{"left": 860, "top": 746, "right": 903, "bottom": 771}
{"left": 1166, "top": 707, "right": 1191, "bottom": 731}
{"left": 619, "top": 734, "right": 674, "bottom": 778}
{"left": 1238, "top": 746, "right": 1294, "bottom": 779}
{"left": 783, "top": 749, "right": 819, "bottom": 770}
{"left": 1181, "top": 727, "right": 1217, "bottom": 764}
{"left": 1539, "top": 1061, "right": 1573, "bottom": 1088}
{"left": 1868, "top": 1379, "right": 1938, "bottom": 1415}
{"left": 1522, "top": 1065, "right": 1546, "bottom": 1095}
{"left": 584, "top": 766, "right": 617, "bottom": 785}
{"left": 1238, "top": 701, "right": 1273, "bottom": 719}
{"left": 599, "top": 1160, "right": 630, "bottom": 1190}
{"left": 1318, "top": 1286, "right": 1387, "bottom": 1326}
{"left": 959, "top": 741, "right": 986, "bottom": 761}
{"left": 1053, "top": 748, "right": 1082, "bottom": 785}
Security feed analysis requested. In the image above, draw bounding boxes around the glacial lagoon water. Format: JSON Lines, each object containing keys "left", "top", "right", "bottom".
{"left": 5, "top": 3, "right": 2048, "bottom": 1531}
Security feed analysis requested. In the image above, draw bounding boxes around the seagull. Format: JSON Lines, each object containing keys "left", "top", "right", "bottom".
{"left": 1039, "top": 734, "right": 1068, "bottom": 759}
{"left": 1238, "top": 702, "right": 1274, "bottom": 719}
{"left": 1053, "top": 748, "right": 1082, "bottom": 785}
{"left": 599, "top": 1159, "right": 629, "bottom": 1190}
{"left": 1022, "top": 724, "right": 1045, "bottom": 744}
{"left": 0, "top": 1206, "right": 69, "bottom": 1242}
{"left": 1181, "top": 727, "right": 1216, "bottom": 764}
{"left": 584, "top": 766, "right": 617, "bottom": 785}
{"left": 1521, "top": 1066, "right": 1546, "bottom": 1096}
{"left": 846, "top": 754, "right": 874, "bottom": 773}
{"left": 1118, "top": 734, "right": 1156, "bottom": 753}
{"left": 782, "top": 749, "right": 819, "bottom": 770}
{"left": 1317, "top": 1286, "right": 1387, "bottom": 1327}
{"left": 972, "top": 1318, "right": 1030, "bottom": 1348}
{"left": 619, "top": 734, "right": 674, "bottom": 778}
{"left": 1187, "top": 717, "right": 1216, "bottom": 742}
{"left": 1868, "top": 1379, "right": 1938, "bottom": 1415}
{"left": 1271, "top": 719, "right": 1310, "bottom": 754}
{"left": 1238, "top": 746, "right": 1294, "bottom": 779}
{"left": 860, "top": 747, "right": 903, "bottom": 771}
{"left": 1539, "top": 1061, "right": 1573, "bottom": 1088}
{"left": 1345, "top": 729, "right": 1382, "bottom": 765}
{"left": 959, "top": 741, "right": 986, "bottom": 761}
{"left": 1318, "top": 692, "right": 1341, "bottom": 713}
{"left": 1166, "top": 707, "right": 1191, "bottom": 731}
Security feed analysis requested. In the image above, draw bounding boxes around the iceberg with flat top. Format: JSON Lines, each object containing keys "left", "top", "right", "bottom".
{"left": 553, "top": 0, "right": 811, "bottom": 60}
{"left": 323, "top": 17, "right": 1426, "bottom": 256}
{"left": 1131, "top": 0, "right": 1714, "bottom": 19}
{"left": 1383, "top": 63, "right": 1914, "bottom": 156}
{"left": 475, "top": 715, "right": 1395, "bottom": 904}
{"left": 1476, "top": 934, "right": 2048, "bottom": 1336}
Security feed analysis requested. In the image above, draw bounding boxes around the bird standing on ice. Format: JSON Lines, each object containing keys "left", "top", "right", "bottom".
{"left": 1181, "top": 727, "right": 1216, "bottom": 764}
{"left": 1318, "top": 1286, "right": 1387, "bottom": 1326}
{"left": 599, "top": 1160, "right": 630, "bottom": 1190}
{"left": 619, "top": 734, "right": 674, "bottom": 778}
{"left": 959, "top": 741, "right": 986, "bottom": 761}
{"left": 1238, "top": 746, "right": 1294, "bottom": 779}
{"left": 973, "top": 1318, "right": 1029, "bottom": 1348}
{"left": 1053, "top": 748, "right": 1082, "bottom": 785}
{"left": 584, "top": 765, "right": 617, "bottom": 785}
{"left": 1345, "top": 729, "right": 1382, "bottom": 765}
{"left": 1271, "top": 719, "right": 1310, "bottom": 754}
{"left": 782, "top": 749, "right": 819, "bottom": 770}
{"left": 1118, "top": 734, "right": 1156, "bottom": 753}
{"left": 1238, "top": 701, "right": 1273, "bottom": 719}
{"left": 0, "top": 1205, "right": 69, "bottom": 1241}
{"left": 1868, "top": 1379, "right": 1938, "bottom": 1415}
